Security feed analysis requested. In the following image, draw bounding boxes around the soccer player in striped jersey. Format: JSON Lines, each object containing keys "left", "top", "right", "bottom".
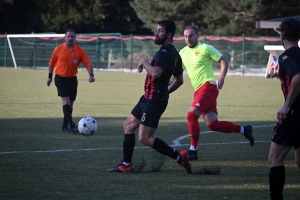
{"left": 268, "top": 17, "right": 300, "bottom": 200}
{"left": 108, "top": 19, "right": 192, "bottom": 174}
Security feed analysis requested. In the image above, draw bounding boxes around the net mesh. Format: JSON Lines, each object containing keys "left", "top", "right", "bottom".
{"left": 2, "top": 34, "right": 282, "bottom": 75}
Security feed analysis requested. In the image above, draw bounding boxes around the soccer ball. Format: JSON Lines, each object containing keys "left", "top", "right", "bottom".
{"left": 78, "top": 116, "right": 98, "bottom": 136}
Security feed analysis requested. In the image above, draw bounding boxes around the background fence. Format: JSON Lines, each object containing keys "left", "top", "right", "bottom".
{"left": 0, "top": 33, "right": 282, "bottom": 74}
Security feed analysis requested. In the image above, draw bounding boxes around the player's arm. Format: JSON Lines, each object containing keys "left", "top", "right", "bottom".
{"left": 138, "top": 59, "right": 163, "bottom": 79}
{"left": 86, "top": 66, "right": 95, "bottom": 83}
{"left": 80, "top": 48, "right": 95, "bottom": 82}
{"left": 46, "top": 65, "right": 54, "bottom": 86}
{"left": 168, "top": 54, "right": 184, "bottom": 93}
{"left": 277, "top": 73, "right": 300, "bottom": 120}
{"left": 217, "top": 56, "right": 229, "bottom": 89}
{"left": 47, "top": 48, "right": 58, "bottom": 86}
{"left": 168, "top": 75, "right": 183, "bottom": 94}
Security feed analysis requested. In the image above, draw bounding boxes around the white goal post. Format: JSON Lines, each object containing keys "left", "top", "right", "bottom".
{"left": 6, "top": 33, "right": 124, "bottom": 69}
{"left": 7, "top": 34, "right": 64, "bottom": 69}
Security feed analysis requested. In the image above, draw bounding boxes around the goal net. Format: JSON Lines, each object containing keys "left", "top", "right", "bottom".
{"left": 6, "top": 33, "right": 124, "bottom": 70}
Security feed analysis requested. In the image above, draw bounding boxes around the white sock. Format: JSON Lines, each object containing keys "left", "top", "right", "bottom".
{"left": 190, "top": 145, "right": 198, "bottom": 151}
{"left": 122, "top": 162, "right": 131, "bottom": 166}
{"left": 240, "top": 126, "right": 244, "bottom": 134}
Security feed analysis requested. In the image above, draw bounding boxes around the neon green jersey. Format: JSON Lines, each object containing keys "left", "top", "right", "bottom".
{"left": 179, "top": 42, "right": 222, "bottom": 90}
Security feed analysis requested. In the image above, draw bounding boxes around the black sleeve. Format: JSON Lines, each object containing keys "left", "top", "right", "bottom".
{"left": 173, "top": 54, "right": 183, "bottom": 76}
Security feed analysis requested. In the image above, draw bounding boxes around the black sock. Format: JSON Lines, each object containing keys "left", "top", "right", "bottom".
{"left": 63, "top": 105, "right": 73, "bottom": 126}
{"left": 152, "top": 138, "right": 178, "bottom": 159}
{"left": 63, "top": 108, "right": 73, "bottom": 127}
{"left": 269, "top": 166, "right": 285, "bottom": 200}
{"left": 122, "top": 134, "right": 135, "bottom": 163}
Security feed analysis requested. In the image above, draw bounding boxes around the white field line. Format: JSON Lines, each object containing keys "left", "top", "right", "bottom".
{"left": 0, "top": 124, "right": 274, "bottom": 155}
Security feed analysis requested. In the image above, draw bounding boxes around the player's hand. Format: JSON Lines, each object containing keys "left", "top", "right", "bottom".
{"left": 277, "top": 105, "right": 290, "bottom": 120}
{"left": 46, "top": 78, "right": 52, "bottom": 86}
{"left": 89, "top": 76, "right": 95, "bottom": 83}
{"left": 138, "top": 59, "right": 146, "bottom": 73}
{"left": 217, "top": 78, "right": 224, "bottom": 89}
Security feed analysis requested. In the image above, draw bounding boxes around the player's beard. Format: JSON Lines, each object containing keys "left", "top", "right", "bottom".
{"left": 187, "top": 40, "right": 197, "bottom": 48}
{"left": 154, "top": 35, "right": 167, "bottom": 45}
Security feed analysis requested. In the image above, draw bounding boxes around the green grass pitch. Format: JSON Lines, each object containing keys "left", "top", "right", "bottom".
{"left": 0, "top": 68, "right": 299, "bottom": 199}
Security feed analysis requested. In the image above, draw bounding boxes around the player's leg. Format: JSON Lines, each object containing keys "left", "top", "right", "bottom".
{"left": 268, "top": 142, "right": 292, "bottom": 200}
{"left": 203, "top": 112, "right": 254, "bottom": 147}
{"left": 108, "top": 97, "right": 143, "bottom": 173}
{"left": 137, "top": 98, "right": 191, "bottom": 173}
{"left": 274, "top": 64, "right": 279, "bottom": 77}
{"left": 107, "top": 114, "right": 139, "bottom": 173}
{"left": 54, "top": 75, "right": 77, "bottom": 133}
{"left": 123, "top": 114, "right": 140, "bottom": 164}
{"left": 204, "top": 111, "right": 241, "bottom": 133}
{"left": 187, "top": 83, "right": 221, "bottom": 159}
{"left": 186, "top": 85, "right": 212, "bottom": 160}
{"left": 138, "top": 125, "right": 191, "bottom": 174}
{"left": 186, "top": 106, "right": 201, "bottom": 160}
{"left": 267, "top": 65, "right": 274, "bottom": 78}
{"left": 63, "top": 77, "right": 78, "bottom": 133}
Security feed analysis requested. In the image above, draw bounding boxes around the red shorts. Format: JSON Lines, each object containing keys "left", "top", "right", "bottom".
{"left": 191, "top": 82, "right": 219, "bottom": 117}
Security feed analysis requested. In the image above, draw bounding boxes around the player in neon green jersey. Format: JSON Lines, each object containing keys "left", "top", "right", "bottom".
{"left": 179, "top": 26, "right": 255, "bottom": 160}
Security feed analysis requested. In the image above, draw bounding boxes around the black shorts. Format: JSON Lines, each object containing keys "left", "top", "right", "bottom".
{"left": 54, "top": 75, "right": 78, "bottom": 101}
{"left": 272, "top": 120, "right": 300, "bottom": 150}
{"left": 131, "top": 96, "right": 168, "bottom": 129}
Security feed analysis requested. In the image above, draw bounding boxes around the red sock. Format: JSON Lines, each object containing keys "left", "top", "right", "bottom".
{"left": 187, "top": 112, "right": 200, "bottom": 147}
{"left": 208, "top": 120, "right": 241, "bottom": 133}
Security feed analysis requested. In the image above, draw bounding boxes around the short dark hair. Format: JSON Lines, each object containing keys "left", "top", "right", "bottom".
{"left": 65, "top": 28, "right": 76, "bottom": 35}
{"left": 184, "top": 26, "right": 198, "bottom": 34}
{"left": 157, "top": 19, "right": 176, "bottom": 38}
{"left": 279, "top": 18, "right": 300, "bottom": 42}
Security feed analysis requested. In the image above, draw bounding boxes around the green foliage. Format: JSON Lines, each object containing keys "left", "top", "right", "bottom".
{"left": 0, "top": 0, "right": 43, "bottom": 34}
{"left": 34, "top": 0, "right": 152, "bottom": 34}
{"left": 0, "top": 0, "right": 300, "bottom": 35}
{"left": 130, "top": 0, "right": 207, "bottom": 36}
{"left": 130, "top": 0, "right": 300, "bottom": 36}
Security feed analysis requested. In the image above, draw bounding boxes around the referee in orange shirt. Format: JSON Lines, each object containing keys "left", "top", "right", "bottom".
{"left": 46, "top": 28, "right": 95, "bottom": 133}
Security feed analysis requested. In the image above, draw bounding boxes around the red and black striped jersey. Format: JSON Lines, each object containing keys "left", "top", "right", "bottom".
{"left": 278, "top": 46, "right": 300, "bottom": 123}
{"left": 143, "top": 44, "right": 183, "bottom": 100}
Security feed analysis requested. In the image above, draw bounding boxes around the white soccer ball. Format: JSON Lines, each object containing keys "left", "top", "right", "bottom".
{"left": 78, "top": 116, "right": 98, "bottom": 136}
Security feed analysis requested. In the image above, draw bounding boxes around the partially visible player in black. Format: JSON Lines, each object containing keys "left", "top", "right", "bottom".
{"left": 268, "top": 17, "right": 300, "bottom": 200}
{"left": 108, "top": 19, "right": 192, "bottom": 174}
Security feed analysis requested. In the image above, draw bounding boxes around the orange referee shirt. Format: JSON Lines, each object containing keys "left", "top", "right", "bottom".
{"left": 49, "top": 43, "right": 92, "bottom": 77}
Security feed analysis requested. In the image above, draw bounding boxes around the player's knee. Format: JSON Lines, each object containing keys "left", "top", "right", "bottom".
{"left": 207, "top": 120, "right": 218, "bottom": 131}
{"left": 268, "top": 152, "right": 284, "bottom": 167}
{"left": 123, "top": 117, "right": 139, "bottom": 133}
{"left": 138, "top": 135, "right": 150, "bottom": 146}
{"left": 268, "top": 154, "right": 274, "bottom": 166}
{"left": 187, "top": 112, "right": 198, "bottom": 122}
{"left": 123, "top": 120, "right": 134, "bottom": 134}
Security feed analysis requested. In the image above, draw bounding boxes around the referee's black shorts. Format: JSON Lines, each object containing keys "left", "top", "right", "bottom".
{"left": 272, "top": 120, "right": 300, "bottom": 150}
{"left": 54, "top": 74, "right": 78, "bottom": 101}
{"left": 131, "top": 95, "right": 168, "bottom": 129}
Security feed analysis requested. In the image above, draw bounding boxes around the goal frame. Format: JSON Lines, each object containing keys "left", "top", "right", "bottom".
{"left": 6, "top": 33, "right": 124, "bottom": 69}
{"left": 7, "top": 34, "right": 64, "bottom": 69}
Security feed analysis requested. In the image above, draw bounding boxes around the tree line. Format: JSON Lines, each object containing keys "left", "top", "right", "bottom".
{"left": 0, "top": 0, "right": 299, "bottom": 36}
